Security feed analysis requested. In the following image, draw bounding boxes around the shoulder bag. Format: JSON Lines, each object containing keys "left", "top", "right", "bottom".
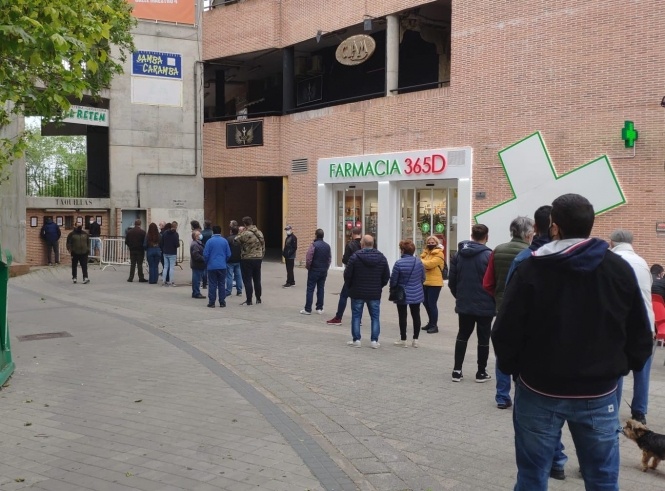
{"left": 389, "top": 258, "right": 417, "bottom": 303}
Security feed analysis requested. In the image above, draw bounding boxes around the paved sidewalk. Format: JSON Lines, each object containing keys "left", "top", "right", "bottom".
{"left": 1, "top": 261, "right": 664, "bottom": 491}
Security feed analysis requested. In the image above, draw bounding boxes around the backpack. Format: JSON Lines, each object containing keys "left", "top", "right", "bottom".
{"left": 440, "top": 261, "right": 449, "bottom": 280}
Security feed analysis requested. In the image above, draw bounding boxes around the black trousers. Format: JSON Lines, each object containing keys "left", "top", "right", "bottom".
{"left": 285, "top": 258, "right": 295, "bottom": 285}
{"left": 71, "top": 254, "right": 88, "bottom": 279}
{"left": 129, "top": 250, "right": 145, "bottom": 281}
{"left": 396, "top": 303, "right": 421, "bottom": 340}
{"left": 240, "top": 259, "right": 262, "bottom": 302}
{"left": 454, "top": 313, "right": 493, "bottom": 372}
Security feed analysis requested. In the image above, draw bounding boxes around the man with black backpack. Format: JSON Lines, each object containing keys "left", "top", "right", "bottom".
{"left": 327, "top": 227, "right": 362, "bottom": 326}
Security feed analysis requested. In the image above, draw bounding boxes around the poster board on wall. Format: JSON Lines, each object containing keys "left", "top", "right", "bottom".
{"left": 128, "top": 0, "right": 196, "bottom": 25}
{"left": 131, "top": 77, "right": 183, "bottom": 106}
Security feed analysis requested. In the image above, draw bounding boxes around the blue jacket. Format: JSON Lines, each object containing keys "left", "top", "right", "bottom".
{"left": 203, "top": 235, "right": 231, "bottom": 270}
{"left": 306, "top": 239, "right": 331, "bottom": 272}
{"left": 344, "top": 248, "right": 390, "bottom": 300}
{"left": 390, "top": 255, "right": 425, "bottom": 305}
{"left": 41, "top": 220, "right": 61, "bottom": 243}
{"left": 448, "top": 240, "right": 495, "bottom": 317}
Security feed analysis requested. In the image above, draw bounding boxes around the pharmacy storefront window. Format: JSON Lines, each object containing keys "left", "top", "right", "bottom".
{"left": 335, "top": 185, "right": 378, "bottom": 267}
{"left": 318, "top": 147, "right": 472, "bottom": 268}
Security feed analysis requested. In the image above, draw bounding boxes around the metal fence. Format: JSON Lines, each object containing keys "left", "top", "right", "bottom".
{"left": 58, "top": 237, "right": 185, "bottom": 271}
{"left": 26, "top": 168, "right": 87, "bottom": 197}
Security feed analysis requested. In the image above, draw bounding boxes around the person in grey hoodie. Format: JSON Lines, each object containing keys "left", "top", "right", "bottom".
{"left": 448, "top": 224, "right": 495, "bottom": 383}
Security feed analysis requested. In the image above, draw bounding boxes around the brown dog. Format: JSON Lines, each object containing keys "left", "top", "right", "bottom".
{"left": 622, "top": 419, "right": 665, "bottom": 471}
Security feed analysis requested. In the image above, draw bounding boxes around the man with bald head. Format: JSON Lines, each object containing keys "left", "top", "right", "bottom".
{"left": 343, "top": 235, "right": 390, "bottom": 349}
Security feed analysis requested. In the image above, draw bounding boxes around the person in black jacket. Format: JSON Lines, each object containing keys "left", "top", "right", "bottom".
{"left": 299, "top": 229, "right": 331, "bottom": 315}
{"left": 125, "top": 219, "right": 147, "bottom": 282}
{"left": 327, "top": 227, "right": 362, "bottom": 326}
{"left": 282, "top": 225, "right": 298, "bottom": 287}
{"left": 199, "top": 220, "right": 213, "bottom": 289}
{"left": 159, "top": 223, "right": 179, "bottom": 286}
{"left": 448, "top": 224, "right": 494, "bottom": 383}
{"left": 651, "top": 264, "right": 665, "bottom": 301}
{"left": 40, "top": 217, "right": 61, "bottom": 265}
{"left": 343, "top": 235, "right": 390, "bottom": 348}
{"left": 491, "top": 193, "right": 653, "bottom": 490}
{"left": 88, "top": 217, "right": 101, "bottom": 261}
{"left": 225, "top": 225, "right": 243, "bottom": 297}
{"left": 190, "top": 230, "right": 206, "bottom": 299}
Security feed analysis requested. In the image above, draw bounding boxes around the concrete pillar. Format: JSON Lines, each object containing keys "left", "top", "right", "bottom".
{"left": 386, "top": 15, "right": 399, "bottom": 96}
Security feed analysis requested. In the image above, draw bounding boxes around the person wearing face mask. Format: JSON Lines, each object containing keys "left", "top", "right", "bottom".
{"left": 88, "top": 217, "right": 101, "bottom": 262}
{"left": 483, "top": 216, "right": 534, "bottom": 405}
{"left": 420, "top": 236, "right": 446, "bottom": 334}
{"left": 190, "top": 230, "right": 206, "bottom": 299}
{"left": 282, "top": 225, "right": 298, "bottom": 288}
{"left": 203, "top": 225, "right": 232, "bottom": 308}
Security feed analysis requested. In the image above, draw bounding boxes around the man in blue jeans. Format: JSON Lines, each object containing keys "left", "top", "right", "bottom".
{"left": 225, "top": 224, "right": 243, "bottom": 297}
{"left": 327, "top": 227, "right": 361, "bottom": 326}
{"left": 343, "top": 235, "right": 390, "bottom": 349}
{"left": 299, "top": 229, "right": 331, "bottom": 315}
{"left": 203, "top": 225, "right": 231, "bottom": 308}
{"left": 492, "top": 194, "right": 653, "bottom": 491}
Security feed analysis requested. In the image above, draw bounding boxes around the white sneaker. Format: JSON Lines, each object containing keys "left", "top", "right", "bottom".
{"left": 300, "top": 309, "right": 311, "bottom": 315}
{"left": 72, "top": 278, "right": 77, "bottom": 284}
{"left": 370, "top": 341, "right": 380, "bottom": 349}
{"left": 315, "top": 309, "right": 324, "bottom": 315}
{"left": 412, "top": 339, "right": 419, "bottom": 348}
{"left": 82, "top": 278, "right": 90, "bottom": 284}
{"left": 346, "top": 340, "right": 361, "bottom": 347}
{"left": 393, "top": 340, "right": 407, "bottom": 348}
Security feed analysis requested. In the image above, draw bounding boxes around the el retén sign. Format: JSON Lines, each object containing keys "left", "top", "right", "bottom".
{"left": 63, "top": 105, "right": 109, "bottom": 127}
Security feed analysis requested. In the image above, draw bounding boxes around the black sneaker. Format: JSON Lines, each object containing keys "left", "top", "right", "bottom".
{"left": 282, "top": 283, "right": 292, "bottom": 288}
{"left": 549, "top": 468, "right": 566, "bottom": 480}
{"left": 236, "top": 292, "right": 242, "bottom": 296}
{"left": 475, "top": 371, "right": 492, "bottom": 383}
{"left": 426, "top": 326, "right": 439, "bottom": 334}
{"left": 256, "top": 298, "right": 262, "bottom": 304}
{"left": 207, "top": 304, "right": 215, "bottom": 308}
{"left": 451, "top": 370, "right": 463, "bottom": 382}
{"left": 631, "top": 412, "right": 647, "bottom": 425}
{"left": 497, "top": 401, "right": 513, "bottom": 409}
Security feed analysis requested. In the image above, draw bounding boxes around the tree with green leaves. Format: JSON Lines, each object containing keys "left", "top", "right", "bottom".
{"left": 25, "top": 126, "right": 87, "bottom": 197}
{"left": 0, "top": 0, "right": 135, "bottom": 177}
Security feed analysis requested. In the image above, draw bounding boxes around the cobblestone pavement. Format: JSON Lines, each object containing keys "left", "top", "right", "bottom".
{"left": 1, "top": 260, "right": 664, "bottom": 491}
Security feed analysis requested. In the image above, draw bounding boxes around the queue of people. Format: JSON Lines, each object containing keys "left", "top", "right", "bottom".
{"left": 50, "top": 195, "right": 660, "bottom": 490}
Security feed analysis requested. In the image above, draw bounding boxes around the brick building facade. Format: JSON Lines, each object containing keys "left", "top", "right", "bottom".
{"left": 202, "top": 0, "right": 665, "bottom": 266}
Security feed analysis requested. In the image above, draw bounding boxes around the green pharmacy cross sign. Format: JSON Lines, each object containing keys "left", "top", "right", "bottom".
{"left": 621, "top": 121, "right": 638, "bottom": 148}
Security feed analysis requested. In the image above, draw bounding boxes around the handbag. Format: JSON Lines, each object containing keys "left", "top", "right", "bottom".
{"left": 389, "top": 258, "right": 417, "bottom": 303}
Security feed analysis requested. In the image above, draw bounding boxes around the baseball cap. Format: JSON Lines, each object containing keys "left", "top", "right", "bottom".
{"left": 284, "top": 225, "right": 292, "bottom": 231}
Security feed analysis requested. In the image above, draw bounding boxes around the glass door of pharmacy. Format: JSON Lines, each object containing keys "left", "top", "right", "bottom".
{"left": 399, "top": 184, "right": 458, "bottom": 263}
{"left": 335, "top": 185, "right": 378, "bottom": 267}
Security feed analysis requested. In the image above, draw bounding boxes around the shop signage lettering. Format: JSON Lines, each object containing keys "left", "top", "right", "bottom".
{"left": 63, "top": 105, "right": 109, "bottom": 127}
{"left": 328, "top": 154, "right": 447, "bottom": 178}
{"left": 336, "top": 35, "right": 376, "bottom": 66}
{"left": 55, "top": 199, "right": 94, "bottom": 206}
{"left": 329, "top": 160, "right": 401, "bottom": 178}
{"left": 131, "top": 51, "right": 182, "bottom": 80}
{"left": 403, "top": 154, "right": 446, "bottom": 175}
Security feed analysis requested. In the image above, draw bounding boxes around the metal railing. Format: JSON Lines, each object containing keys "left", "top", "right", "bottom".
{"left": 26, "top": 168, "right": 87, "bottom": 197}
